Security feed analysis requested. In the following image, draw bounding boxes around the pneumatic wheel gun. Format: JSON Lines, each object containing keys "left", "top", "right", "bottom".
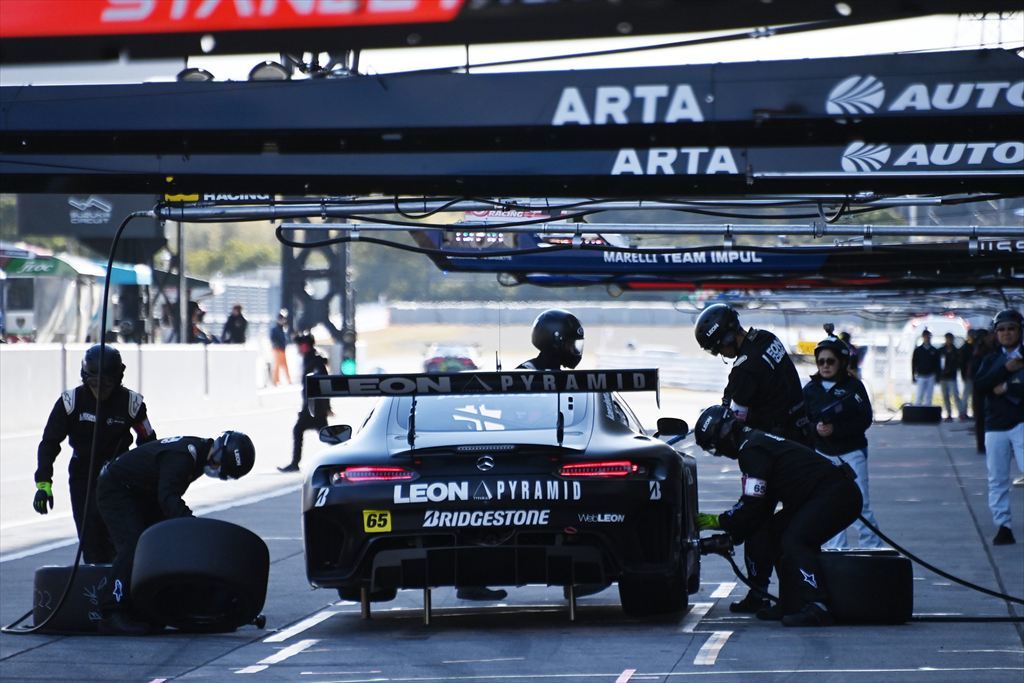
{"left": 698, "top": 534, "right": 735, "bottom": 557}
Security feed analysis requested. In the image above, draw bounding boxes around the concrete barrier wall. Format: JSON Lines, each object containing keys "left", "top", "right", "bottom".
{"left": 2, "top": 344, "right": 268, "bottom": 433}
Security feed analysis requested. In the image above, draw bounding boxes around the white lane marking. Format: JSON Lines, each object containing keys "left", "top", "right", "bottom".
{"left": 615, "top": 669, "right": 637, "bottom": 683}
{"left": 264, "top": 611, "right": 337, "bottom": 643}
{"left": 694, "top": 631, "right": 733, "bottom": 665}
{"left": 1, "top": 512, "right": 75, "bottom": 530}
{"left": 236, "top": 639, "right": 318, "bottom": 674}
{"left": 679, "top": 602, "right": 713, "bottom": 632}
{"left": 709, "top": 582, "right": 736, "bottom": 599}
{"left": 0, "top": 538, "right": 77, "bottom": 563}
{"left": 283, "top": 668, "right": 1024, "bottom": 682}
{"left": 443, "top": 658, "right": 526, "bottom": 664}
{"left": 0, "top": 485, "right": 300, "bottom": 563}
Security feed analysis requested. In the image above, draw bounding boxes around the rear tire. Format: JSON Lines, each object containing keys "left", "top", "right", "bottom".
{"left": 131, "top": 517, "right": 269, "bottom": 633}
{"left": 619, "top": 570, "right": 687, "bottom": 616}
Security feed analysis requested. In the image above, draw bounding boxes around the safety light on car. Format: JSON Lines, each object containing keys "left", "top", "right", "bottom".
{"left": 559, "top": 460, "right": 637, "bottom": 478}
{"left": 331, "top": 466, "right": 417, "bottom": 484}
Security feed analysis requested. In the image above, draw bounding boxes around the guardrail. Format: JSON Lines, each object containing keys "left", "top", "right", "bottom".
{"left": 0, "top": 344, "right": 288, "bottom": 433}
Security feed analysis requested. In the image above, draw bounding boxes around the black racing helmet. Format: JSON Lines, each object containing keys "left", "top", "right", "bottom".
{"left": 81, "top": 344, "right": 125, "bottom": 385}
{"left": 814, "top": 335, "right": 851, "bottom": 367}
{"left": 694, "top": 404, "right": 737, "bottom": 455}
{"left": 992, "top": 309, "right": 1023, "bottom": 330}
{"left": 694, "top": 304, "right": 740, "bottom": 356}
{"left": 293, "top": 332, "right": 315, "bottom": 349}
{"left": 212, "top": 431, "right": 256, "bottom": 480}
{"left": 531, "top": 309, "right": 585, "bottom": 369}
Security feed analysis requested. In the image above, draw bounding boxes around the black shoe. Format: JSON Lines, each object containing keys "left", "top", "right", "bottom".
{"left": 98, "top": 612, "right": 156, "bottom": 636}
{"left": 993, "top": 526, "right": 1016, "bottom": 545}
{"left": 277, "top": 463, "right": 300, "bottom": 473}
{"left": 755, "top": 603, "right": 785, "bottom": 621}
{"left": 456, "top": 586, "right": 507, "bottom": 601}
{"left": 782, "top": 603, "right": 835, "bottom": 627}
{"left": 729, "top": 590, "right": 770, "bottom": 613}
{"left": 563, "top": 583, "right": 608, "bottom": 599}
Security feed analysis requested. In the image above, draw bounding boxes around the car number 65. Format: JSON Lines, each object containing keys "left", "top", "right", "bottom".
{"left": 362, "top": 509, "right": 392, "bottom": 533}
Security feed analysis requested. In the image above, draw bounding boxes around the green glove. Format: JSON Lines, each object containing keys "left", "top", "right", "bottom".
{"left": 33, "top": 481, "right": 54, "bottom": 515}
{"left": 696, "top": 512, "right": 720, "bottom": 530}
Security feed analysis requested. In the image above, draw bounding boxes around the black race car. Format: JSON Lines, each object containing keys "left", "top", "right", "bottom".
{"left": 301, "top": 369, "right": 700, "bottom": 618}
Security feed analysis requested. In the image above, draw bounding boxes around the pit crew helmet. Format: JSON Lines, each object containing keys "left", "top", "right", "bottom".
{"left": 694, "top": 404, "right": 739, "bottom": 457}
{"left": 694, "top": 304, "right": 740, "bottom": 356}
{"left": 992, "top": 309, "right": 1023, "bottom": 330}
{"left": 531, "top": 309, "right": 585, "bottom": 369}
{"left": 81, "top": 344, "right": 125, "bottom": 385}
{"left": 814, "top": 335, "right": 851, "bottom": 368}
{"left": 211, "top": 430, "right": 256, "bottom": 480}
{"left": 294, "top": 332, "right": 315, "bottom": 351}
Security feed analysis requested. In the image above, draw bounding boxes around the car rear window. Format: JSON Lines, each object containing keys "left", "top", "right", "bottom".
{"left": 395, "top": 393, "right": 590, "bottom": 432}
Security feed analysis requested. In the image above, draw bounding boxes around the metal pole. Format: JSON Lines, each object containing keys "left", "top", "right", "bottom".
{"left": 177, "top": 221, "right": 187, "bottom": 344}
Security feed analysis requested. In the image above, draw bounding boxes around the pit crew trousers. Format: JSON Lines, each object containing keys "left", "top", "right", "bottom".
{"left": 985, "top": 422, "right": 1024, "bottom": 529}
{"left": 96, "top": 474, "right": 167, "bottom": 616}
{"left": 768, "top": 478, "right": 862, "bottom": 613}
{"left": 69, "top": 461, "right": 115, "bottom": 564}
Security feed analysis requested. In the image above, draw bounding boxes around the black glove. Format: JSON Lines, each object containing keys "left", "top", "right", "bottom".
{"left": 33, "top": 481, "right": 54, "bottom": 514}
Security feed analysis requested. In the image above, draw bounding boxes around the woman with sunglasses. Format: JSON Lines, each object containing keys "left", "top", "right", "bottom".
{"left": 802, "top": 334, "right": 882, "bottom": 549}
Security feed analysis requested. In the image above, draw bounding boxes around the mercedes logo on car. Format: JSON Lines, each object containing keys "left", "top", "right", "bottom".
{"left": 476, "top": 456, "right": 496, "bottom": 472}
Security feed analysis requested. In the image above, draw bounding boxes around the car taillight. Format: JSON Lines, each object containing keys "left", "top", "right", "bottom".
{"left": 331, "top": 466, "right": 417, "bottom": 484}
{"left": 559, "top": 460, "right": 637, "bottom": 478}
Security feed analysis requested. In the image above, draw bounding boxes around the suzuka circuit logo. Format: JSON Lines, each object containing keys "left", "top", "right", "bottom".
{"left": 826, "top": 75, "right": 886, "bottom": 115}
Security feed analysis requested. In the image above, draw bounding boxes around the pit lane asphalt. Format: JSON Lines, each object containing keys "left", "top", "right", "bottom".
{"left": 1, "top": 409, "right": 1021, "bottom": 682}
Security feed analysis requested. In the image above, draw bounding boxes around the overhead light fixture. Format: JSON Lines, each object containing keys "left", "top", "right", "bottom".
{"left": 248, "top": 61, "right": 291, "bottom": 81}
{"left": 176, "top": 67, "right": 215, "bottom": 82}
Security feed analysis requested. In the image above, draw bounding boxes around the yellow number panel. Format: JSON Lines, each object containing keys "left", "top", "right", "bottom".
{"left": 362, "top": 509, "right": 392, "bottom": 533}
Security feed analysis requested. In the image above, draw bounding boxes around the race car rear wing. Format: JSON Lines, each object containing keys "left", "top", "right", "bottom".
{"left": 306, "top": 368, "right": 659, "bottom": 401}
{"left": 307, "top": 369, "right": 659, "bottom": 449}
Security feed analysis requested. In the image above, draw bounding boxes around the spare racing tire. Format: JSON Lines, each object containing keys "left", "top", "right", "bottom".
{"left": 32, "top": 564, "right": 112, "bottom": 634}
{"left": 131, "top": 517, "right": 269, "bottom": 633}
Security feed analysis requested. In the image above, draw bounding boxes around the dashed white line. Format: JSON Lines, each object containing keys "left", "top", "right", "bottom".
{"left": 615, "top": 669, "right": 637, "bottom": 682}
{"left": 236, "top": 638, "right": 318, "bottom": 674}
{"left": 443, "top": 658, "right": 526, "bottom": 664}
{"left": 694, "top": 631, "right": 733, "bottom": 665}
{"left": 679, "top": 602, "right": 713, "bottom": 632}
{"left": 264, "top": 610, "right": 337, "bottom": 643}
{"left": 709, "top": 582, "right": 736, "bottom": 599}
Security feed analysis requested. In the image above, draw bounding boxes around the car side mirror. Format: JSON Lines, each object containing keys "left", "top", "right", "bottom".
{"left": 655, "top": 417, "right": 689, "bottom": 438}
{"left": 319, "top": 424, "right": 352, "bottom": 445}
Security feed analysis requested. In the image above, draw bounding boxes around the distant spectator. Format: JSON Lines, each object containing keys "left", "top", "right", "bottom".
{"left": 974, "top": 309, "right": 1024, "bottom": 546}
{"left": 839, "top": 331, "right": 864, "bottom": 378}
{"left": 911, "top": 330, "right": 941, "bottom": 406}
{"left": 270, "top": 313, "right": 291, "bottom": 385}
{"left": 187, "top": 301, "right": 214, "bottom": 345}
{"left": 222, "top": 304, "right": 248, "bottom": 344}
{"left": 939, "top": 332, "right": 965, "bottom": 422}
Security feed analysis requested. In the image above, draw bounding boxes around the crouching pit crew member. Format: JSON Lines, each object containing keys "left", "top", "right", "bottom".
{"left": 34, "top": 344, "right": 156, "bottom": 563}
{"left": 96, "top": 431, "right": 255, "bottom": 634}
{"left": 694, "top": 404, "right": 861, "bottom": 627}
{"left": 694, "top": 303, "right": 812, "bottom": 614}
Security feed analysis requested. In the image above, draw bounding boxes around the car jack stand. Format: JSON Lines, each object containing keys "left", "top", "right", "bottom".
{"left": 360, "top": 587, "right": 371, "bottom": 620}
{"left": 422, "top": 588, "right": 432, "bottom": 626}
{"left": 567, "top": 584, "right": 577, "bottom": 622}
